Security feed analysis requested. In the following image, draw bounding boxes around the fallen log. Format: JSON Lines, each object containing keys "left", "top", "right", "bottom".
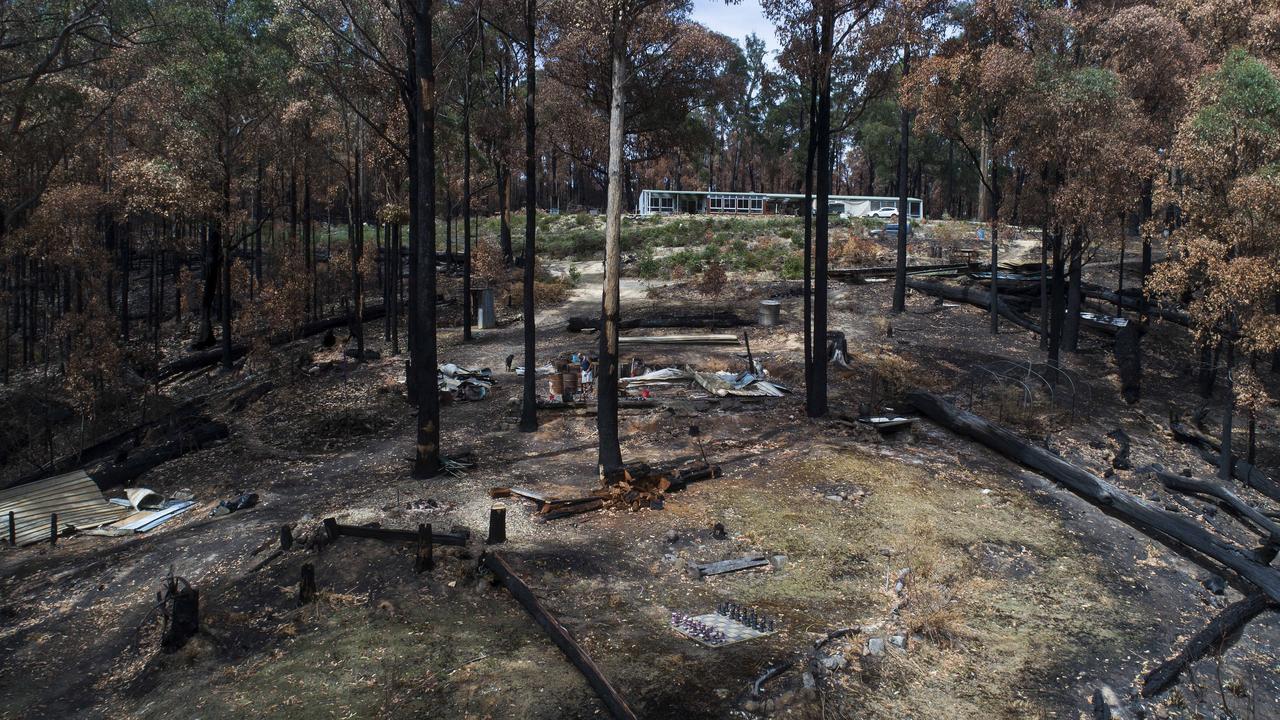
{"left": 567, "top": 311, "right": 750, "bottom": 333}
{"left": 1169, "top": 415, "right": 1280, "bottom": 503}
{"left": 323, "top": 519, "right": 468, "bottom": 547}
{"left": 6, "top": 399, "right": 206, "bottom": 489}
{"left": 1157, "top": 472, "right": 1280, "bottom": 541}
{"left": 831, "top": 262, "right": 970, "bottom": 281}
{"left": 1141, "top": 592, "right": 1277, "bottom": 697}
{"left": 482, "top": 551, "right": 639, "bottom": 720}
{"left": 156, "top": 303, "right": 387, "bottom": 380}
{"left": 6, "top": 375, "right": 280, "bottom": 491}
{"left": 907, "top": 392, "right": 1280, "bottom": 604}
{"left": 537, "top": 498, "right": 604, "bottom": 521}
{"left": 87, "top": 419, "right": 229, "bottom": 489}
{"left": 1080, "top": 284, "right": 1191, "bottom": 328}
{"left": 662, "top": 463, "right": 721, "bottom": 492}
{"left": 906, "top": 279, "right": 1041, "bottom": 335}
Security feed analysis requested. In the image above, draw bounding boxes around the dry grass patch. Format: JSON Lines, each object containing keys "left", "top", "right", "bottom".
{"left": 708, "top": 448, "right": 1145, "bottom": 719}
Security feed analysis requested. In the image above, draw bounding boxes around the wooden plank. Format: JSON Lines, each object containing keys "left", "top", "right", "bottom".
{"left": 693, "top": 554, "right": 769, "bottom": 578}
{"left": 509, "top": 487, "right": 558, "bottom": 504}
{"left": 483, "top": 552, "right": 639, "bottom": 720}
{"left": 618, "top": 334, "right": 739, "bottom": 346}
{"left": 325, "top": 520, "right": 466, "bottom": 547}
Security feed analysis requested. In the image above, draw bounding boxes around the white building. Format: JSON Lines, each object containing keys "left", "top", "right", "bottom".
{"left": 637, "top": 189, "right": 924, "bottom": 219}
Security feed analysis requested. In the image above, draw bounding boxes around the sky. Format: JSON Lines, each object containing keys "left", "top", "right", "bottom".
{"left": 689, "top": 0, "right": 780, "bottom": 57}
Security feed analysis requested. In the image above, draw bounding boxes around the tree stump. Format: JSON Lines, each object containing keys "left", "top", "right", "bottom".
{"left": 161, "top": 583, "right": 199, "bottom": 652}
{"left": 415, "top": 523, "right": 434, "bottom": 573}
{"left": 487, "top": 504, "right": 507, "bottom": 545}
{"left": 298, "top": 563, "right": 317, "bottom": 606}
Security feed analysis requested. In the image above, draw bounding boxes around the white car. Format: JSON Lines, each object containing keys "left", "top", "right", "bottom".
{"left": 866, "top": 207, "right": 900, "bottom": 219}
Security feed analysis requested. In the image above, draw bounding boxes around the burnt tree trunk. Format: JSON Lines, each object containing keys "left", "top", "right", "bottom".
{"left": 808, "top": 8, "right": 834, "bottom": 419}
{"left": 412, "top": 0, "right": 442, "bottom": 478}
{"left": 891, "top": 44, "right": 910, "bottom": 314}
{"left": 518, "top": 0, "right": 538, "bottom": 433}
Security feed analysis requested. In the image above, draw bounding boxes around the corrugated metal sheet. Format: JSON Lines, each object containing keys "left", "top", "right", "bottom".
{"left": 114, "top": 501, "right": 195, "bottom": 532}
{"left": 0, "top": 471, "right": 129, "bottom": 546}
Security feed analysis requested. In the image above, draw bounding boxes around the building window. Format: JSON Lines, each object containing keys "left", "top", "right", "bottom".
{"left": 707, "top": 194, "right": 764, "bottom": 214}
{"left": 648, "top": 194, "right": 674, "bottom": 213}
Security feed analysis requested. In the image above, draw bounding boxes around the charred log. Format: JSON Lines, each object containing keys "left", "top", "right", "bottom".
{"left": 907, "top": 279, "right": 1041, "bottom": 335}
{"left": 1141, "top": 593, "right": 1276, "bottom": 698}
{"left": 908, "top": 392, "right": 1280, "bottom": 604}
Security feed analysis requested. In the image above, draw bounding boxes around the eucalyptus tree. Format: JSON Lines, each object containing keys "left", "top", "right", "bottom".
{"left": 288, "top": 0, "right": 447, "bottom": 477}
{"left": 765, "top": 0, "right": 880, "bottom": 419}
{"left": 162, "top": 0, "right": 288, "bottom": 367}
{"left": 545, "top": 0, "right": 737, "bottom": 478}
{"left": 1149, "top": 50, "right": 1280, "bottom": 478}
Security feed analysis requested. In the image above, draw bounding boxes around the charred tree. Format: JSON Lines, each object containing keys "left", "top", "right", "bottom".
{"left": 518, "top": 0, "right": 538, "bottom": 433}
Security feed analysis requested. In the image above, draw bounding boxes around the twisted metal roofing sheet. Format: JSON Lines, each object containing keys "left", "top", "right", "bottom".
{"left": 0, "top": 471, "right": 129, "bottom": 546}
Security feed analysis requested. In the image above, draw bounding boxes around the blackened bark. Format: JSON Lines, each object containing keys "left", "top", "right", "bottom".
{"left": 518, "top": 0, "right": 538, "bottom": 433}
{"left": 349, "top": 140, "right": 365, "bottom": 358}
{"left": 801, "top": 20, "right": 818, "bottom": 408}
{"left": 1064, "top": 226, "right": 1082, "bottom": 351}
{"left": 412, "top": 0, "right": 441, "bottom": 478}
{"left": 808, "top": 7, "right": 833, "bottom": 419}
{"left": 498, "top": 162, "right": 513, "bottom": 265}
{"left": 1048, "top": 225, "right": 1065, "bottom": 368}
{"left": 462, "top": 33, "right": 474, "bottom": 343}
{"left": 195, "top": 224, "right": 219, "bottom": 350}
{"left": 892, "top": 45, "right": 910, "bottom": 314}
{"left": 1219, "top": 330, "right": 1235, "bottom": 481}
{"left": 220, "top": 167, "right": 234, "bottom": 371}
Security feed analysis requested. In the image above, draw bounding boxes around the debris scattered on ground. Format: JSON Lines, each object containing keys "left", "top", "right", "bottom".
{"left": 692, "top": 369, "right": 788, "bottom": 397}
{"left": 855, "top": 414, "right": 915, "bottom": 432}
{"left": 439, "top": 363, "right": 495, "bottom": 401}
{"left": 598, "top": 462, "right": 722, "bottom": 510}
{"left": 211, "top": 492, "right": 258, "bottom": 516}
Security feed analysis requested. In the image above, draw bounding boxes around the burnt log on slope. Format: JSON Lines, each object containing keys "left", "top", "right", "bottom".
{"left": 1156, "top": 471, "right": 1280, "bottom": 541}
{"left": 906, "top": 279, "right": 1041, "bottom": 335}
{"left": 6, "top": 379, "right": 272, "bottom": 490}
{"left": 86, "top": 418, "right": 229, "bottom": 489}
{"left": 157, "top": 303, "right": 387, "bottom": 380}
{"left": 1080, "top": 284, "right": 1192, "bottom": 328}
{"left": 907, "top": 392, "right": 1280, "bottom": 604}
{"left": 1141, "top": 592, "right": 1276, "bottom": 698}
{"left": 1169, "top": 414, "right": 1280, "bottom": 504}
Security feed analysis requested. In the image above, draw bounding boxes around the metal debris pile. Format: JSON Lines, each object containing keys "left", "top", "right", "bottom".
{"left": 438, "top": 363, "right": 495, "bottom": 401}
